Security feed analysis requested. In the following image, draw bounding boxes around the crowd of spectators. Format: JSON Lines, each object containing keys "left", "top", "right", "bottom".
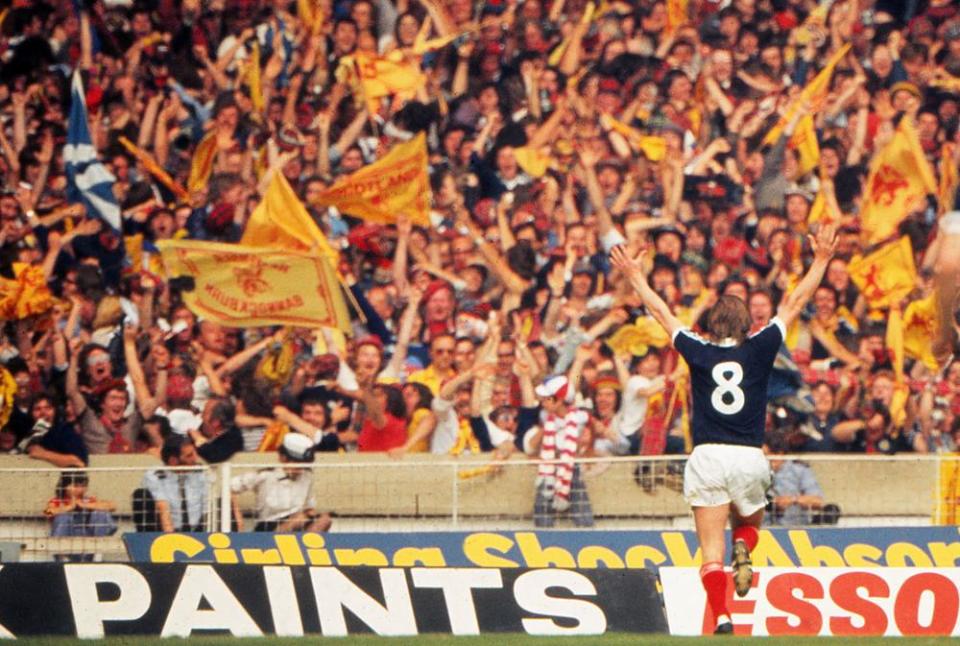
{"left": 1, "top": 0, "right": 960, "bottom": 495}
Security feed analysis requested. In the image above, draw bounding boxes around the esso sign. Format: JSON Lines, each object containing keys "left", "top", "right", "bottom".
{"left": 660, "top": 567, "right": 960, "bottom": 636}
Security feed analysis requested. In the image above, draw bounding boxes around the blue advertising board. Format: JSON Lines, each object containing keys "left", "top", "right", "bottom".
{"left": 124, "top": 527, "right": 960, "bottom": 568}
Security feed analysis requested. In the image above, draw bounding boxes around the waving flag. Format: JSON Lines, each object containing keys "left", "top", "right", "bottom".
{"left": 859, "top": 117, "right": 937, "bottom": 244}
{"left": 847, "top": 236, "right": 918, "bottom": 309}
{"left": 66, "top": 71, "right": 120, "bottom": 231}
{"left": 317, "top": 133, "right": 430, "bottom": 225}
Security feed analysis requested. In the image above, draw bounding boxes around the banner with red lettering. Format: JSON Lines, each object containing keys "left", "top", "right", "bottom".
{"left": 661, "top": 567, "right": 960, "bottom": 636}
{"left": 157, "top": 240, "right": 351, "bottom": 329}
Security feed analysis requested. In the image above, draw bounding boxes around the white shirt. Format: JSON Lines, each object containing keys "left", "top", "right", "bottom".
{"left": 619, "top": 375, "right": 659, "bottom": 438}
{"left": 231, "top": 468, "right": 316, "bottom": 522}
{"left": 430, "top": 397, "right": 460, "bottom": 454}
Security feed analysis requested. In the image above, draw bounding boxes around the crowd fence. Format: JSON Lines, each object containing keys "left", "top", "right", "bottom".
{"left": 0, "top": 454, "right": 956, "bottom": 561}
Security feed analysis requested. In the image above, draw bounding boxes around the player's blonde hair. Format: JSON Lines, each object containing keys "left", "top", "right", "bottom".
{"left": 706, "top": 295, "right": 752, "bottom": 345}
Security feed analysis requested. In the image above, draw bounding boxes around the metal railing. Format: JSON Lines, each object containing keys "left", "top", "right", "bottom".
{"left": 0, "top": 453, "right": 956, "bottom": 560}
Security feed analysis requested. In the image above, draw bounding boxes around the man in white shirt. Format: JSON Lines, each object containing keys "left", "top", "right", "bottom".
{"left": 230, "top": 434, "right": 331, "bottom": 532}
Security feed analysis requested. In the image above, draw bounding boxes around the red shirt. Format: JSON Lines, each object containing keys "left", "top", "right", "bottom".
{"left": 358, "top": 414, "right": 407, "bottom": 452}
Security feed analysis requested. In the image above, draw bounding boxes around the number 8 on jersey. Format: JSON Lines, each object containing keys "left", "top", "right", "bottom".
{"left": 711, "top": 361, "right": 745, "bottom": 415}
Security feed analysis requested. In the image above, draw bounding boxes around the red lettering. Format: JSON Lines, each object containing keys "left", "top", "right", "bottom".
{"left": 766, "top": 573, "right": 824, "bottom": 635}
{"left": 829, "top": 572, "right": 889, "bottom": 636}
{"left": 894, "top": 573, "right": 958, "bottom": 635}
{"left": 698, "top": 574, "right": 756, "bottom": 635}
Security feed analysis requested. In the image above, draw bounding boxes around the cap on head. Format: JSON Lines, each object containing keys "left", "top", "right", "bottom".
{"left": 281, "top": 433, "right": 315, "bottom": 462}
{"left": 535, "top": 375, "right": 569, "bottom": 400}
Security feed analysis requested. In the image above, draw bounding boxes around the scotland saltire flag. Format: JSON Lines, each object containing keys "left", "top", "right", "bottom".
{"left": 66, "top": 71, "right": 120, "bottom": 231}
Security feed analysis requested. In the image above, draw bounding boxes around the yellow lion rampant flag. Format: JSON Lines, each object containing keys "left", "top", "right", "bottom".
{"left": 902, "top": 293, "right": 938, "bottom": 371}
{"left": 859, "top": 117, "right": 937, "bottom": 244}
{"left": 847, "top": 236, "right": 918, "bottom": 310}
{"left": 157, "top": 239, "right": 351, "bottom": 330}
{"left": 318, "top": 133, "right": 430, "bottom": 225}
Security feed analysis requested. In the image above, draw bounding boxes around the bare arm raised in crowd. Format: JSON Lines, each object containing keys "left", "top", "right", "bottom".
{"left": 610, "top": 245, "right": 685, "bottom": 339}
{"left": 775, "top": 223, "right": 838, "bottom": 328}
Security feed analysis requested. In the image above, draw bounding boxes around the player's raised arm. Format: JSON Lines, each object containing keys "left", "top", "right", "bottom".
{"left": 610, "top": 245, "right": 684, "bottom": 338}
{"left": 775, "top": 223, "right": 838, "bottom": 328}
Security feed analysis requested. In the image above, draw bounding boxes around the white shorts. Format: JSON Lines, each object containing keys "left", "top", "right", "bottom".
{"left": 683, "top": 444, "right": 771, "bottom": 516}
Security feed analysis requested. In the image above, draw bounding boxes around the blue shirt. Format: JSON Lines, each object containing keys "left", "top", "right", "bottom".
{"left": 673, "top": 318, "right": 785, "bottom": 448}
{"left": 769, "top": 460, "right": 824, "bottom": 526}
{"left": 141, "top": 469, "right": 208, "bottom": 531}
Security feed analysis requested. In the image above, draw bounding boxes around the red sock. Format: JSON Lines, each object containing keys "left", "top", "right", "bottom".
{"left": 733, "top": 525, "right": 759, "bottom": 552}
{"left": 700, "top": 561, "right": 729, "bottom": 621}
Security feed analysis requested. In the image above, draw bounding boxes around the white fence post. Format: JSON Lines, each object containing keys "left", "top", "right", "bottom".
{"left": 220, "top": 462, "right": 232, "bottom": 532}
{"left": 451, "top": 462, "right": 459, "bottom": 529}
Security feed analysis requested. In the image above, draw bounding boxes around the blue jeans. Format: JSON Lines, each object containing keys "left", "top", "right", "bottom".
{"left": 51, "top": 510, "right": 117, "bottom": 537}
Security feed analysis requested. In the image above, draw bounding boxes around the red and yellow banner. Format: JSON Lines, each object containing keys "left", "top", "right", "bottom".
{"left": 902, "top": 293, "right": 938, "bottom": 371}
{"left": 157, "top": 239, "right": 350, "bottom": 330}
{"left": 354, "top": 51, "right": 424, "bottom": 112}
{"left": 860, "top": 117, "right": 937, "bottom": 244}
{"left": 847, "top": 236, "right": 918, "bottom": 309}
{"left": 0, "top": 262, "right": 53, "bottom": 321}
{"left": 318, "top": 133, "right": 430, "bottom": 225}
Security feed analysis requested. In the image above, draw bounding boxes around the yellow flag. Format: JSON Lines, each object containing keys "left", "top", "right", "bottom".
{"left": 939, "top": 142, "right": 959, "bottom": 215}
{"left": 794, "top": 1, "right": 829, "bottom": 45}
{"left": 860, "top": 117, "right": 937, "bottom": 244}
{"left": 187, "top": 131, "right": 218, "bottom": 194}
{"left": 243, "top": 41, "right": 264, "bottom": 114}
{"left": 807, "top": 190, "right": 828, "bottom": 225}
{"left": 847, "top": 236, "right": 918, "bottom": 309}
{"left": 602, "top": 114, "right": 666, "bottom": 161}
{"left": 513, "top": 146, "right": 550, "bottom": 178}
{"left": 790, "top": 114, "right": 820, "bottom": 176}
{"left": 606, "top": 317, "right": 670, "bottom": 356}
{"left": 241, "top": 171, "right": 339, "bottom": 266}
{"left": 763, "top": 44, "right": 851, "bottom": 147}
{"left": 886, "top": 304, "right": 905, "bottom": 382}
{"left": 157, "top": 239, "right": 351, "bottom": 330}
{"left": 548, "top": 1, "right": 595, "bottom": 66}
{"left": 665, "top": 0, "right": 688, "bottom": 37}
{"left": 902, "top": 294, "right": 938, "bottom": 371}
{"left": 930, "top": 76, "right": 960, "bottom": 94}
{"left": 318, "top": 133, "right": 431, "bottom": 225}
{"left": 354, "top": 51, "right": 424, "bottom": 112}
{"left": 808, "top": 171, "right": 840, "bottom": 226}
{"left": 297, "top": 0, "right": 324, "bottom": 34}
{"left": 935, "top": 457, "right": 960, "bottom": 525}
{"left": 118, "top": 136, "right": 189, "bottom": 201}
{"left": 0, "top": 263, "right": 53, "bottom": 321}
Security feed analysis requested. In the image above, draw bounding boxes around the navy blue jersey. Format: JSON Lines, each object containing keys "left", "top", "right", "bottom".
{"left": 673, "top": 319, "right": 785, "bottom": 448}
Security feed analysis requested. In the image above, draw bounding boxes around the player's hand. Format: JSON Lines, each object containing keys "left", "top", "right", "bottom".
{"left": 609, "top": 244, "right": 647, "bottom": 281}
{"left": 809, "top": 222, "right": 838, "bottom": 261}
